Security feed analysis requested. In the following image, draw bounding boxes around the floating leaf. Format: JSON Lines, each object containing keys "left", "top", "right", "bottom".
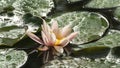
{"left": 81, "top": 30, "right": 120, "bottom": 48}
{"left": 68, "top": 0, "right": 82, "bottom": 2}
{"left": 50, "top": 12, "right": 108, "bottom": 44}
{"left": 13, "top": 0, "right": 54, "bottom": 17}
{"left": 114, "top": 7, "right": 120, "bottom": 21}
{"left": 71, "top": 46, "right": 110, "bottom": 58}
{"left": 85, "top": 0, "right": 120, "bottom": 8}
{"left": 0, "top": 49, "right": 27, "bottom": 68}
{"left": 0, "top": 0, "right": 16, "bottom": 8}
{"left": 43, "top": 56, "right": 118, "bottom": 68}
{"left": 22, "top": 13, "right": 43, "bottom": 32}
{"left": 0, "top": 26, "right": 26, "bottom": 46}
{"left": 43, "top": 46, "right": 120, "bottom": 68}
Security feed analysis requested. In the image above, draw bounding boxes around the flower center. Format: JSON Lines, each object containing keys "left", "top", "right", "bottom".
{"left": 54, "top": 39, "right": 61, "bottom": 46}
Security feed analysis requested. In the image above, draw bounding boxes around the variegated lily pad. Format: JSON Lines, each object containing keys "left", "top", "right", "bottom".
{"left": 114, "top": 7, "right": 120, "bottom": 21}
{"left": 13, "top": 0, "right": 54, "bottom": 16}
{"left": 50, "top": 12, "right": 108, "bottom": 44}
{"left": 68, "top": 0, "right": 81, "bottom": 2}
{"left": 85, "top": 0, "right": 120, "bottom": 8}
{"left": 0, "top": 49, "right": 27, "bottom": 68}
{"left": 80, "top": 30, "right": 120, "bottom": 48}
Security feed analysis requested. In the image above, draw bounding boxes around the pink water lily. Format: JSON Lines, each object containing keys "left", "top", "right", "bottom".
{"left": 26, "top": 19, "right": 78, "bottom": 54}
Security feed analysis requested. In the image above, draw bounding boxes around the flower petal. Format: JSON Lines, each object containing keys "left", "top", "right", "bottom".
{"left": 42, "top": 20, "right": 53, "bottom": 45}
{"left": 67, "top": 32, "right": 78, "bottom": 41}
{"left": 51, "top": 20, "right": 62, "bottom": 39}
{"left": 60, "top": 38, "right": 69, "bottom": 47}
{"left": 50, "top": 32, "right": 56, "bottom": 45}
{"left": 37, "top": 46, "right": 49, "bottom": 51}
{"left": 61, "top": 24, "right": 72, "bottom": 37}
{"left": 51, "top": 20, "right": 59, "bottom": 33}
{"left": 42, "top": 20, "right": 51, "bottom": 40}
{"left": 41, "top": 31, "right": 49, "bottom": 46}
{"left": 54, "top": 46, "right": 64, "bottom": 53}
{"left": 26, "top": 31, "right": 44, "bottom": 45}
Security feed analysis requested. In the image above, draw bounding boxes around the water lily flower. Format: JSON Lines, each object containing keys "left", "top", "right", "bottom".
{"left": 26, "top": 19, "right": 78, "bottom": 54}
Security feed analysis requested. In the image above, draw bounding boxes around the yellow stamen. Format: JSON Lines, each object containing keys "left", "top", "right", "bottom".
{"left": 54, "top": 39, "right": 61, "bottom": 46}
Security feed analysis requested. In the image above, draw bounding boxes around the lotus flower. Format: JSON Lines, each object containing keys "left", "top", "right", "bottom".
{"left": 26, "top": 19, "right": 78, "bottom": 54}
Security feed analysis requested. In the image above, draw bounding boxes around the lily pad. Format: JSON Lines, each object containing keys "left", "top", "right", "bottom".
{"left": 50, "top": 12, "right": 108, "bottom": 44}
{"left": 43, "top": 56, "right": 120, "bottom": 68}
{"left": 85, "top": 0, "right": 120, "bottom": 8}
{"left": 0, "top": 0, "right": 16, "bottom": 8}
{"left": 81, "top": 30, "right": 120, "bottom": 48}
{"left": 43, "top": 46, "right": 120, "bottom": 68}
{"left": 0, "top": 26, "right": 26, "bottom": 46}
{"left": 13, "top": 0, "right": 54, "bottom": 17}
{"left": 0, "top": 49, "right": 27, "bottom": 68}
{"left": 22, "top": 13, "right": 43, "bottom": 32}
{"left": 72, "top": 46, "right": 110, "bottom": 58}
{"left": 114, "top": 7, "right": 120, "bottom": 21}
{"left": 0, "top": 11, "right": 43, "bottom": 46}
{"left": 68, "top": 0, "right": 82, "bottom": 2}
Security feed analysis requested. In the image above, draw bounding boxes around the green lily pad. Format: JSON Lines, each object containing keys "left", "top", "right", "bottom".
{"left": 0, "top": 26, "right": 26, "bottom": 46}
{"left": 114, "top": 7, "right": 120, "bottom": 21}
{"left": 67, "top": 0, "right": 80, "bottom": 2}
{"left": 13, "top": 0, "right": 54, "bottom": 17}
{"left": 0, "top": 10, "right": 43, "bottom": 46}
{"left": 0, "top": 0, "right": 16, "bottom": 8}
{"left": 22, "top": 13, "right": 43, "bottom": 32}
{"left": 43, "top": 56, "right": 120, "bottom": 68}
{"left": 81, "top": 30, "right": 120, "bottom": 48}
{"left": 0, "top": 49, "right": 27, "bottom": 68}
{"left": 85, "top": 0, "right": 120, "bottom": 8}
{"left": 72, "top": 46, "right": 110, "bottom": 58}
{"left": 44, "top": 46, "right": 120, "bottom": 68}
{"left": 50, "top": 12, "right": 108, "bottom": 44}
{"left": 0, "top": 0, "right": 54, "bottom": 16}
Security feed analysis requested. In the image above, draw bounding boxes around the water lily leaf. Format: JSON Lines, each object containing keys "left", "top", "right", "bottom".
{"left": 71, "top": 46, "right": 110, "bottom": 58}
{"left": 0, "top": 14, "right": 42, "bottom": 46}
{"left": 50, "top": 12, "right": 108, "bottom": 44}
{"left": 43, "top": 56, "right": 120, "bottom": 68}
{"left": 0, "top": 0, "right": 52, "bottom": 32}
{"left": 114, "top": 7, "right": 120, "bottom": 21}
{"left": 22, "top": 13, "right": 43, "bottom": 32}
{"left": 0, "top": 0, "right": 54, "bottom": 16}
{"left": 85, "top": 0, "right": 120, "bottom": 8}
{"left": 13, "top": 0, "right": 54, "bottom": 17}
{"left": 0, "top": 26, "right": 26, "bottom": 46}
{"left": 68, "top": 0, "right": 83, "bottom": 2}
{"left": 81, "top": 30, "right": 120, "bottom": 48}
{"left": 0, "top": 49, "right": 27, "bottom": 68}
{"left": 0, "top": 10, "right": 43, "bottom": 47}
{"left": 43, "top": 46, "right": 120, "bottom": 68}
{"left": 0, "top": 0, "right": 16, "bottom": 8}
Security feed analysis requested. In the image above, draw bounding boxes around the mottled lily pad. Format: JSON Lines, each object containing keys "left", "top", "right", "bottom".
{"left": 0, "top": 10, "right": 43, "bottom": 46}
{"left": 85, "top": 0, "right": 120, "bottom": 8}
{"left": 43, "top": 46, "right": 120, "bottom": 68}
{"left": 0, "top": 0, "right": 54, "bottom": 16}
{"left": 0, "top": 49, "right": 27, "bottom": 68}
{"left": 67, "top": 0, "right": 80, "bottom": 2}
{"left": 0, "top": 0, "right": 16, "bottom": 8}
{"left": 13, "top": 0, "right": 54, "bottom": 17}
{"left": 50, "top": 12, "right": 108, "bottom": 44}
{"left": 114, "top": 7, "right": 120, "bottom": 21}
{"left": 81, "top": 30, "right": 120, "bottom": 48}
{"left": 43, "top": 56, "right": 120, "bottom": 68}
{"left": 0, "top": 26, "right": 26, "bottom": 46}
